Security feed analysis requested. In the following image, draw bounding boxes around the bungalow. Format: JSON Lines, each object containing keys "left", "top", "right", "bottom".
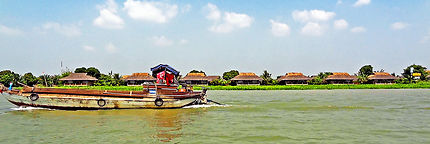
{"left": 180, "top": 73, "right": 221, "bottom": 85}
{"left": 231, "top": 73, "right": 263, "bottom": 85}
{"left": 368, "top": 72, "right": 399, "bottom": 84}
{"left": 278, "top": 72, "right": 312, "bottom": 85}
{"left": 122, "top": 73, "right": 156, "bottom": 86}
{"left": 325, "top": 72, "right": 357, "bottom": 84}
{"left": 427, "top": 70, "right": 430, "bottom": 80}
{"left": 59, "top": 73, "right": 98, "bottom": 86}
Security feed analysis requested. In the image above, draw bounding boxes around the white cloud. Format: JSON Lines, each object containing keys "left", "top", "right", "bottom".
{"left": 205, "top": 3, "right": 253, "bottom": 33}
{"left": 301, "top": 22, "right": 323, "bottom": 36}
{"left": 42, "top": 22, "right": 81, "bottom": 37}
{"left": 124, "top": 0, "right": 178, "bottom": 23}
{"left": 333, "top": 19, "right": 348, "bottom": 30}
{"left": 206, "top": 3, "right": 221, "bottom": 21}
{"left": 420, "top": 29, "right": 430, "bottom": 43}
{"left": 0, "top": 24, "right": 23, "bottom": 36}
{"left": 179, "top": 39, "right": 188, "bottom": 45}
{"left": 152, "top": 36, "right": 173, "bottom": 47}
{"left": 353, "top": 0, "right": 371, "bottom": 7}
{"left": 350, "top": 26, "right": 366, "bottom": 33}
{"left": 105, "top": 42, "right": 117, "bottom": 53}
{"left": 93, "top": 0, "right": 124, "bottom": 29}
{"left": 83, "top": 45, "right": 96, "bottom": 52}
{"left": 391, "top": 22, "right": 408, "bottom": 30}
{"left": 269, "top": 20, "right": 290, "bottom": 37}
{"left": 292, "top": 10, "right": 335, "bottom": 23}
{"left": 337, "top": 0, "right": 343, "bottom": 5}
{"left": 182, "top": 4, "right": 192, "bottom": 13}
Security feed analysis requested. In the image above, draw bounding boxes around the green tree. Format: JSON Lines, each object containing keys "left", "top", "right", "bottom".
{"left": 37, "top": 74, "right": 59, "bottom": 87}
{"left": 86, "top": 67, "right": 101, "bottom": 78}
{"left": 308, "top": 72, "right": 333, "bottom": 85}
{"left": 308, "top": 77, "right": 323, "bottom": 85}
{"left": 209, "top": 79, "right": 230, "bottom": 86}
{"left": 223, "top": 70, "right": 239, "bottom": 80}
{"left": 74, "top": 67, "right": 87, "bottom": 73}
{"left": 0, "top": 70, "right": 20, "bottom": 87}
{"left": 358, "top": 65, "right": 373, "bottom": 76}
{"left": 402, "top": 64, "right": 427, "bottom": 81}
{"left": 189, "top": 70, "right": 205, "bottom": 74}
{"left": 260, "top": 70, "right": 274, "bottom": 85}
{"left": 19, "top": 73, "right": 38, "bottom": 86}
{"left": 94, "top": 74, "right": 114, "bottom": 86}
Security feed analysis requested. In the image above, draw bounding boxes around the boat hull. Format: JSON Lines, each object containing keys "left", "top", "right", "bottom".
{"left": 2, "top": 92, "right": 199, "bottom": 110}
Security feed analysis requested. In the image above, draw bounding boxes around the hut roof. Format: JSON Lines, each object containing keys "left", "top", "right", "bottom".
{"left": 206, "top": 76, "right": 221, "bottom": 81}
{"left": 122, "top": 73, "right": 156, "bottom": 81}
{"left": 278, "top": 72, "right": 312, "bottom": 81}
{"left": 325, "top": 72, "right": 357, "bottom": 80}
{"left": 368, "top": 72, "right": 399, "bottom": 80}
{"left": 59, "top": 73, "right": 98, "bottom": 81}
{"left": 181, "top": 73, "right": 207, "bottom": 81}
{"left": 231, "top": 73, "right": 263, "bottom": 81}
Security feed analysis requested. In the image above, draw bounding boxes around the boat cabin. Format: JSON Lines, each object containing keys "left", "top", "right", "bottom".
{"left": 150, "top": 64, "right": 180, "bottom": 86}
{"left": 368, "top": 72, "right": 399, "bottom": 84}
{"left": 59, "top": 73, "right": 98, "bottom": 86}
{"left": 325, "top": 72, "right": 357, "bottom": 84}
{"left": 231, "top": 73, "right": 263, "bottom": 85}
{"left": 122, "top": 73, "right": 156, "bottom": 86}
{"left": 278, "top": 72, "right": 312, "bottom": 85}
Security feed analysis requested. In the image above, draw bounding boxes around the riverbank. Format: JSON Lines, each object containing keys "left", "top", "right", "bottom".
{"left": 40, "top": 82, "right": 430, "bottom": 91}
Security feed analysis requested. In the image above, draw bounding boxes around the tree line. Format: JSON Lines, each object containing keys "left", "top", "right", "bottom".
{"left": 0, "top": 64, "right": 429, "bottom": 87}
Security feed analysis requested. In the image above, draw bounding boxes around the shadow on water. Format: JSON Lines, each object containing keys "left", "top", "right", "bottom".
{"left": 5, "top": 108, "right": 208, "bottom": 143}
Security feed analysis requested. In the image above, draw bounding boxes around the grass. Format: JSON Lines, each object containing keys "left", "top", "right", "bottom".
{"left": 30, "top": 82, "right": 430, "bottom": 91}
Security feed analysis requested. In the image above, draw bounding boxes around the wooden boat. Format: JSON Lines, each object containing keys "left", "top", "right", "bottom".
{"left": 1, "top": 85, "right": 207, "bottom": 110}
{"left": 0, "top": 64, "right": 211, "bottom": 110}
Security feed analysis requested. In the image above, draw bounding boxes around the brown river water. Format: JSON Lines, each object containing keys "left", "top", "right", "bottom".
{"left": 1, "top": 89, "right": 430, "bottom": 143}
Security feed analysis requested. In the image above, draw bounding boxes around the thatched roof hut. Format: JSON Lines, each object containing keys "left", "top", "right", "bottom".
{"left": 368, "top": 72, "right": 399, "bottom": 84}
{"left": 325, "top": 72, "right": 357, "bottom": 84}
{"left": 206, "top": 76, "right": 221, "bottom": 82}
{"left": 180, "top": 73, "right": 220, "bottom": 85}
{"left": 181, "top": 73, "right": 206, "bottom": 81}
{"left": 368, "top": 72, "right": 398, "bottom": 80}
{"left": 231, "top": 73, "right": 263, "bottom": 85}
{"left": 426, "top": 70, "right": 430, "bottom": 79}
{"left": 278, "top": 72, "right": 312, "bottom": 85}
{"left": 59, "top": 73, "right": 98, "bottom": 86}
{"left": 122, "top": 73, "right": 156, "bottom": 86}
{"left": 59, "top": 73, "right": 98, "bottom": 81}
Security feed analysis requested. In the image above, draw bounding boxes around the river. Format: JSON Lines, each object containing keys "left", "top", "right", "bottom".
{"left": 1, "top": 89, "right": 430, "bottom": 143}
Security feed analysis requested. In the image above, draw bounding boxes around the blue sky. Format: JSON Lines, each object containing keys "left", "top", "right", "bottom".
{"left": 0, "top": 0, "right": 429, "bottom": 77}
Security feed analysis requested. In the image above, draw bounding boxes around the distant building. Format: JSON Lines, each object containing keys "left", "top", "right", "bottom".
{"left": 122, "top": 73, "right": 156, "bottom": 86}
{"left": 278, "top": 72, "right": 312, "bottom": 85}
{"left": 426, "top": 70, "right": 430, "bottom": 80}
{"left": 325, "top": 72, "right": 357, "bottom": 84}
{"left": 180, "top": 73, "right": 220, "bottom": 85}
{"left": 368, "top": 72, "right": 399, "bottom": 84}
{"left": 231, "top": 73, "right": 263, "bottom": 85}
{"left": 59, "top": 73, "right": 98, "bottom": 86}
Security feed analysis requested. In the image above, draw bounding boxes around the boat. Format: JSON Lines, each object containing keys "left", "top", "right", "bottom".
{"left": 0, "top": 64, "right": 210, "bottom": 110}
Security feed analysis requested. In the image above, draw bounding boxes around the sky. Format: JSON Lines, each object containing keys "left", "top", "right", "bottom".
{"left": 0, "top": 0, "right": 429, "bottom": 77}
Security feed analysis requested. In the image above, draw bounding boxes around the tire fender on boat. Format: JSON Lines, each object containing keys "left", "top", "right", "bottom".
{"left": 30, "top": 93, "right": 39, "bottom": 101}
{"left": 97, "top": 99, "right": 106, "bottom": 107}
{"left": 154, "top": 98, "right": 163, "bottom": 106}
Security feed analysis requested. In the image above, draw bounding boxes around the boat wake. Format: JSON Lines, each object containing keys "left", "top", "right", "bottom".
{"left": 183, "top": 104, "right": 230, "bottom": 109}
{"left": 11, "top": 106, "right": 51, "bottom": 111}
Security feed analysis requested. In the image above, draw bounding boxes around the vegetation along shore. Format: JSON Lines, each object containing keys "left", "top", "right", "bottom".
{"left": 30, "top": 81, "right": 430, "bottom": 91}
{"left": 1, "top": 64, "right": 429, "bottom": 90}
